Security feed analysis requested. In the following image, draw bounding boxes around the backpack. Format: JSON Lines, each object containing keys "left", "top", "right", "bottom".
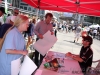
{"left": 0, "top": 23, "right": 14, "bottom": 51}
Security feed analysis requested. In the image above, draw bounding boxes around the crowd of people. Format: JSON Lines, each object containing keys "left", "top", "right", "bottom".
{"left": 0, "top": 7, "right": 95, "bottom": 75}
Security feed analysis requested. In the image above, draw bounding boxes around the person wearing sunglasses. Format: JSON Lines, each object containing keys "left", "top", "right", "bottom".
{"left": 66, "top": 35, "right": 93, "bottom": 74}
{"left": 13, "top": 9, "right": 19, "bottom": 16}
{"left": 5, "top": 8, "right": 19, "bottom": 24}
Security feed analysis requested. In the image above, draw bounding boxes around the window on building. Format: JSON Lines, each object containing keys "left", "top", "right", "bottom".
{"left": 20, "top": 3, "right": 28, "bottom": 6}
{"left": 41, "top": 10, "right": 44, "bottom": 14}
{"left": 7, "top": 0, "right": 12, "bottom": 3}
{"left": 32, "top": 9, "right": 35, "bottom": 12}
{"left": 20, "top": 6, "right": 23, "bottom": 9}
{"left": 34, "top": 8, "right": 36, "bottom": 11}
{"left": 24, "top": 7, "right": 27, "bottom": 10}
{"left": 28, "top": 7, "right": 31, "bottom": 11}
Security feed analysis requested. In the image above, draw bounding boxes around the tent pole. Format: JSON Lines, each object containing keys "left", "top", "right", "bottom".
{"left": 36, "top": 0, "right": 40, "bottom": 21}
{"left": 75, "top": 0, "right": 80, "bottom": 26}
{"left": 81, "top": 15, "right": 84, "bottom": 24}
{"left": 76, "top": 13, "right": 78, "bottom": 26}
{"left": 93, "top": 17, "right": 96, "bottom": 24}
{"left": 36, "top": 9, "right": 39, "bottom": 21}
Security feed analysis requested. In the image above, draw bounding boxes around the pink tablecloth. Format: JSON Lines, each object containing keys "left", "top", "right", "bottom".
{"left": 35, "top": 51, "right": 83, "bottom": 75}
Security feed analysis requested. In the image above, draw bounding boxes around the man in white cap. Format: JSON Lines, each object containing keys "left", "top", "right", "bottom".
{"left": 74, "top": 24, "right": 82, "bottom": 43}
{"left": 9, "top": 16, "right": 16, "bottom": 25}
{"left": 5, "top": 8, "right": 19, "bottom": 24}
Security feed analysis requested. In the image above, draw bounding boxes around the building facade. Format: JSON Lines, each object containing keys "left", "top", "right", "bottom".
{"left": 0, "top": 0, "right": 45, "bottom": 17}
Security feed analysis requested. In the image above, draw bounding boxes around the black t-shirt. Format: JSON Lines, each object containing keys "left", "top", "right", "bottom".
{"left": 79, "top": 46, "right": 93, "bottom": 72}
{"left": 25, "top": 23, "right": 33, "bottom": 33}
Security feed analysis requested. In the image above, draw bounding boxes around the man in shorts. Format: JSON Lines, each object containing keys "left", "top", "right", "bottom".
{"left": 74, "top": 24, "right": 82, "bottom": 43}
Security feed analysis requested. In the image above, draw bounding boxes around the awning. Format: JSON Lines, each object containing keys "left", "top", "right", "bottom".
{"left": 23, "top": 0, "right": 100, "bottom": 17}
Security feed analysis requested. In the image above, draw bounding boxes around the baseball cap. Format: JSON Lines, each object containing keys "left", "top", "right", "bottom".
{"left": 82, "top": 36, "right": 93, "bottom": 45}
{"left": 0, "top": 7, "right": 5, "bottom": 14}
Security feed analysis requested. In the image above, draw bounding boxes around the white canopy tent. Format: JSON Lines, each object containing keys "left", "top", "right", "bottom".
{"left": 89, "top": 24, "right": 100, "bottom": 29}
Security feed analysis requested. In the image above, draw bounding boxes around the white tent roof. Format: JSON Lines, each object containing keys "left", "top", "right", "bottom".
{"left": 89, "top": 24, "right": 100, "bottom": 28}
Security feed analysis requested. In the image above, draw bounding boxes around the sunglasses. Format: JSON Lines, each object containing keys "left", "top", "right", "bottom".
{"left": 82, "top": 40, "right": 90, "bottom": 42}
{"left": 14, "top": 12, "right": 19, "bottom": 15}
